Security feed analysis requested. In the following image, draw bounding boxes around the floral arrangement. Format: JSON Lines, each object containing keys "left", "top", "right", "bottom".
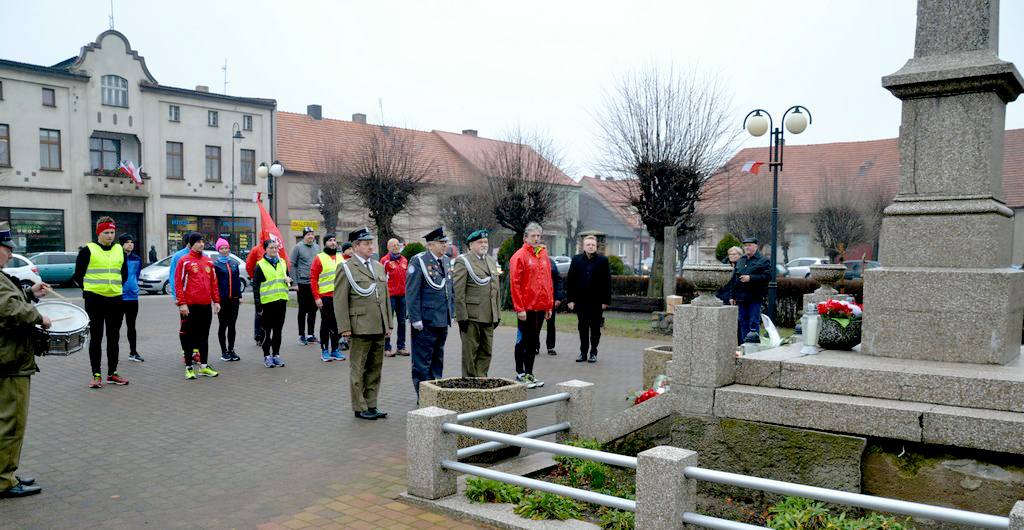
{"left": 627, "top": 375, "right": 669, "bottom": 405}
{"left": 817, "top": 299, "right": 863, "bottom": 328}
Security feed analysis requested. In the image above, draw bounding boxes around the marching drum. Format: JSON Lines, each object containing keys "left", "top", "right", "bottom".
{"left": 34, "top": 301, "right": 90, "bottom": 356}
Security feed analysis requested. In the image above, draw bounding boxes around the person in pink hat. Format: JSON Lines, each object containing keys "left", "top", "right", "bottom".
{"left": 212, "top": 238, "right": 242, "bottom": 362}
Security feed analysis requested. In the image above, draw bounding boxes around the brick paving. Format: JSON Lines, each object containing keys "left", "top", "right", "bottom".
{"left": 1, "top": 294, "right": 662, "bottom": 528}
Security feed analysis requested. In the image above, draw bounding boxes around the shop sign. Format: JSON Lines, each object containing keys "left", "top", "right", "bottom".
{"left": 290, "top": 220, "right": 319, "bottom": 231}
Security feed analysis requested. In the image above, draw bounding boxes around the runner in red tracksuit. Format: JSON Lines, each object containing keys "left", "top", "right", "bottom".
{"left": 508, "top": 223, "right": 553, "bottom": 388}
{"left": 174, "top": 232, "right": 221, "bottom": 379}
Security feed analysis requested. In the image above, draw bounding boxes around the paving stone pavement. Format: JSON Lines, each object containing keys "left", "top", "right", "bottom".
{"left": 1, "top": 294, "right": 663, "bottom": 529}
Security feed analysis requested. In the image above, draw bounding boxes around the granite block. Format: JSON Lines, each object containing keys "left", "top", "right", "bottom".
{"left": 407, "top": 407, "right": 458, "bottom": 500}
{"left": 643, "top": 345, "right": 673, "bottom": 390}
{"left": 879, "top": 204, "right": 1015, "bottom": 268}
{"left": 672, "top": 305, "right": 738, "bottom": 388}
{"left": 677, "top": 385, "right": 715, "bottom": 416}
{"left": 1011, "top": 501, "right": 1024, "bottom": 530}
{"left": 636, "top": 447, "right": 697, "bottom": 530}
{"left": 419, "top": 377, "right": 527, "bottom": 462}
{"left": 714, "top": 385, "right": 927, "bottom": 442}
{"left": 735, "top": 343, "right": 807, "bottom": 388}
{"left": 555, "top": 380, "right": 596, "bottom": 442}
{"left": 923, "top": 405, "right": 1024, "bottom": 455}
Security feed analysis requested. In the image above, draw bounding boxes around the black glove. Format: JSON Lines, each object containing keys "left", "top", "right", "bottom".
{"left": 458, "top": 320, "right": 469, "bottom": 334}
{"left": 493, "top": 321, "right": 501, "bottom": 329}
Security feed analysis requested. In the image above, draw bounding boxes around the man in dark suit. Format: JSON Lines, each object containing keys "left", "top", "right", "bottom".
{"left": 334, "top": 228, "right": 391, "bottom": 420}
{"left": 566, "top": 235, "right": 611, "bottom": 362}
{"left": 406, "top": 227, "right": 456, "bottom": 397}
{"left": 733, "top": 236, "right": 771, "bottom": 343}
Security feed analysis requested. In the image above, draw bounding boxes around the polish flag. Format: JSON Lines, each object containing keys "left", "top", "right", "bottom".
{"left": 119, "top": 160, "right": 144, "bottom": 185}
{"left": 257, "top": 200, "right": 289, "bottom": 269}
{"left": 741, "top": 161, "right": 763, "bottom": 175}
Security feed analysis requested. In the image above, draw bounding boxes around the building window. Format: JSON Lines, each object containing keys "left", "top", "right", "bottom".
{"left": 240, "top": 149, "right": 255, "bottom": 184}
{"left": 166, "top": 142, "right": 183, "bottom": 179}
{"left": 0, "top": 81, "right": 4, "bottom": 100}
{"left": 208, "top": 111, "right": 218, "bottom": 127}
{"left": 42, "top": 88, "right": 56, "bottom": 107}
{"left": 100, "top": 75, "right": 128, "bottom": 107}
{"left": 89, "top": 137, "right": 121, "bottom": 170}
{"left": 205, "top": 145, "right": 221, "bottom": 181}
{"left": 39, "top": 129, "right": 61, "bottom": 170}
{"left": 243, "top": 115, "right": 253, "bottom": 131}
{"left": 169, "top": 105, "right": 180, "bottom": 122}
{"left": 0, "top": 124, "right": 9, "bottom": 167}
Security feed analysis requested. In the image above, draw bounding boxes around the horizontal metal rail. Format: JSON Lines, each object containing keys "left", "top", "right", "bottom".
{"left": 442, "top": 460, "right": 636, "bottom": 512}
{"left": 682, "top": 512, "right": 769, "bottom": 529}
{"left": 457, "top": 422, "right": 571, "bottom": 459}
{"left": 456, "top": 392, "right": 569, "bottom": 423}
{"left": 685, "top": 466, "right": 1009, "bottom": 529}
{"left": 443, "top": 423, "right": 638, "bottom": 469}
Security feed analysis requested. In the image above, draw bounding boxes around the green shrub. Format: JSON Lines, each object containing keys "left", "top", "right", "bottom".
{"left": 608, "top": 255, "right": 627, "bottom": 275}
{"left": 715, "top": 234, "right": 742, "bottom": 262}
{"left": 464, "top": 477, "right": 523, "bottom": 504}
{"left": 401, "top": 242, "right": 426, "bottom": 260}
{"left": 767, "top": 496, "right": 911, "bottom": 530}
{"left": 514, "top": 491, "right": 583, "bottom": 520}
{"left": 553, "top": 439, "right": 612, "bottom": 489}
{"left": 598, "top": 509, "right": 635, "bottom": 529}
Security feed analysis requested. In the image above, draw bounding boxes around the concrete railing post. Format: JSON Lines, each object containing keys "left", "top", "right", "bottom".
{"left": 670, "top": 303, "right": 738, "bottom": 414}
{"left": 406, "top": 407, "right": 458, "bottom": 499}
{"left": 1010, "top": 500, "right": 1024, "bottom": 530}
{"left": 636, "top": 446, "right": 698, "bottom": 530}
{"left": 555, "top": 380, "right": 596, "bottom": 442}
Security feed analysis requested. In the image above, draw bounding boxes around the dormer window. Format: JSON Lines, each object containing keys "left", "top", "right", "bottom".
{"left": 101, "top": 75, "right": 128, "bottom": 108}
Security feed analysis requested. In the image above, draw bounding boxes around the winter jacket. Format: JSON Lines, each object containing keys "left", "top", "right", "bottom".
{"left": 167, "top": 246, "right": 189, "bottom": 298}
{"left": 732, "top": 252, "right": 771, "bottom": 302}
{"left": 0, "top": 272, "right": 41, "bottom": 377}
{"left": 381, "top": 252, "right": 408, "bottom": 297}
{"left": 72, "top": 242, "right": 128, "bottom": 289}
{"left": 122, "top": 252, "right": 143, "bottom": 301}
{"left": 509, "top": 243, "right": 553, "bottom": 313}
{"left": 289, "top": 241, "right": 320, "bottom": 285}
{"left": 213, "top": 256, "right": 242, "bottom": 300}
{"left": 566, "top": 253, "right": 611, "bottom": 306}
{"left": 252, "top": 257, "right": 289, "bottom": 307}
{"left": 549, "top": 257, "right": 564, "bottom": 304}
{"left": 310, "top": 252, "right": 339, "bottom": 299}
{"left": 245, "top": 244, "right": 264, "bottom": 279}
{"left": 174, "top": 249, "right": 220, "bottom": 306}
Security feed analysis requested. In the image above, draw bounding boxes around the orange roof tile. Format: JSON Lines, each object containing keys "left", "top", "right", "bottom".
{"left": 579, "top": 176, "right": 643, "bottom": 230}
{"left": 433, "top": 130, "right": 578, "bottom": 188}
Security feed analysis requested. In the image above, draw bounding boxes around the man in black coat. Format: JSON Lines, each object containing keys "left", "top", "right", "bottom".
{"left": 566, "top": 235, "right": 612, "bottom": 362}
{"left": 733, "top": 237, "right": 771, "bottom": 343}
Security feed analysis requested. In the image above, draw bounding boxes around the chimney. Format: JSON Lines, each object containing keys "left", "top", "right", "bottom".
{"left": 307, "top": 104, "right": 322, "bottom": 120}
{"left": 195, "top": 85, "right": 209, "bottom": 93}
{"left": 462, "top": 129, "right": 478, "bottom": 137}
{"left": 352, "top": 113, "right": 367, "bottom": 124}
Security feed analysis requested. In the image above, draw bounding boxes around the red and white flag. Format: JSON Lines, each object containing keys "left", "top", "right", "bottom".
{"left": 119, "top": 160, "right": 144, "bottom": 185}
{"left": 257, "top": 200, "right": 289, "bottom": 269}
{"left": 741, "top": 161, "right": 764, "bottom": 175}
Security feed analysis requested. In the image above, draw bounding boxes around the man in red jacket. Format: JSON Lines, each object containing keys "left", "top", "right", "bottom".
{"left": 508, "top": 222, "right": 552, "bottom": 389}
{"left": 174, "top": 232, "right": 221, "bottom": 380}
{"left": 381, "top": 238, "right": 409, "bottom": 357}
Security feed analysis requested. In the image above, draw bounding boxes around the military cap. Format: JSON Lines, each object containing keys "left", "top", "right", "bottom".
{"left": 466, "top": 229, "right": 489, "bottom": 243}
{"left": 424, "top": 227, "right": 448, "bottom": 242}
{"left": 348, "top": 227, "right": 373, "bottom": 241}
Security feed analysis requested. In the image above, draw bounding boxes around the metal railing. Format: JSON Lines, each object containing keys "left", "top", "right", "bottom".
{"left": 455, "top": 391, "right": 568, "bottom": 423}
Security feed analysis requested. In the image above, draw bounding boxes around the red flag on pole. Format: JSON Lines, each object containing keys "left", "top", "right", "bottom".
{"left": 257, "top": 200, "right": 289, "bottom": 270}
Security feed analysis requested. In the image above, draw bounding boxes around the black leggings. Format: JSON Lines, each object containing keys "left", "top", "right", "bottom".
{"left": 514, "top": 311, "right": 544, "bottom": 376}
{"left": 179, "top": 304, "right": 212, "bottom": 366}
{"left": 297, "top": 284, "right": 316, "bottom": 336}
{"left": 123, "top": 299, "right": 138, "bottom": 354}
{"left": 218, "top": 298, "right": 240, "bottom": 353}
{"left": 260, "top": 300, "right": 287, "bottom": 357}
{"left": 84, "top": 292, "right": 123, "bottom": 376}
{"left": 319, "top": 296, "right": 339, "bottom": 350}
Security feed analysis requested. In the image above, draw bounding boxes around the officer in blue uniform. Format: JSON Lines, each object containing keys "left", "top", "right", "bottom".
{"left": 406, "top": 227, "right": 455, "bottom": 397}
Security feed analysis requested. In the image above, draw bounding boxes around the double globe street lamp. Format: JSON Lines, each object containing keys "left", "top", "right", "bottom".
{"left": 256, "top": 160, "right": 285, "bottom": 222}
{"left": 742, "top": 105, "right": 812, "bottom": 323}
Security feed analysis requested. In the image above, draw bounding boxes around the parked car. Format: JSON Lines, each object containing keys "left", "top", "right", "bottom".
{"left": 785, "top": 257, "right": 830, "bottom": 278}
{"left": 843, "top": 260, "right": 881, "bottom": 280}
{"left": 552, "top": 255, "right": 571, "bottom": 275}
{"left": 139, "top": 251, "right": 249, "bottom": 295}
{"left": 776, "top": 263, "right": 790, "bottom": 278}
{"left": 2, "top": 253, "right": 43, "bottom": 288}
{"left": 25, "top": 251, "right": 78, "bottom": 285}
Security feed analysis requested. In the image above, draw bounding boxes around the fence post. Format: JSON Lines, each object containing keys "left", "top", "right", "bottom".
{"left": 1010, "top": 501, "right": 1024, "bottom": 530}
{"left": 406, "top": 407, "right": 458, "bottom": 499}
{"left": 555, "top": 380, "right": 596, "bottom": 442}
{"left": 636, "top": 446, "right": 698, "bottom": 530}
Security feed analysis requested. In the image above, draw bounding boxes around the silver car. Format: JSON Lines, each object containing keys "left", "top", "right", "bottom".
{"left": 2, "top": 253, "right": 43, "bottom": 288}
{"left": 139, "top": 251, "right": 249, "bottom": 295}
{"left": 785, "top": 257, "right": 830, "bottom": 278}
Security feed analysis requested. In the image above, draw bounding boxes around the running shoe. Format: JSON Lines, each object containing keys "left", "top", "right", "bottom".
{"left": 514, "top": 373, "right": 527, "bottom": 384}
{"left": 198, "top": 366, "right": 219, "bottom": 377}
{"left": 185, "top": 366, "right": 196, "bottom": 380}
{"left": 527, "top": 374, "right": 544, "bottom": 388}
{"left": 330, "top": 349, "right": 346, "bottom": 361}
{"left": 220, "top": 353, "right": 234, "bottom": 362}
{"left": 229, "top": 350, "right": 240, "bottom": 361}
{"left": 107, "top": 372, "right": 129, "bottom": 385}
{"left": 264, "top": 356, "right": 275, "bottom": 368}
{"left": 128, "top": 352, "right": 144, "bottom": 362}
{"left": 321, "top": 350, "right": 333, "bottom": 362}
{"left": 273, "top": 355, "right": 285, "bottom": 367}
{"left": 299, "top": 335, "right": 307, "bottom": 345}
{"left": 89, "top": 374, "right": 102, "bottom": 388}
{"left": 306, "top": 335, "right": 318, "bottom": 343}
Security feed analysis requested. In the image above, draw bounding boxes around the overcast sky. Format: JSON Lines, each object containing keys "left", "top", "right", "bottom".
{"left": 3, "top": 0, "right": 1023, "bottom": 178}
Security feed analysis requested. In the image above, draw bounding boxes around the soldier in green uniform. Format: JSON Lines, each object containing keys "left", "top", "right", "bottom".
{"left": 453, "top": 230, "right": 501, "bottom": 377}
{"left": 0, "top": 221, "right": 49, "bottom": 498}
{"left": 334, "top": 228, "right": 391, "bottom": 420}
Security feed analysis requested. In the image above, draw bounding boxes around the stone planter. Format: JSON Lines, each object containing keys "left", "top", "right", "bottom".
{"left": 805, "top": 264, "right": 850, "bottom": 309}
{"left": 818, "top": 317, "right": 861, "bottom": 350}
{"left": 643, "top": 345, "right": 672, "bottom": 389}
{"left": 682, "top": 264, "right": 734, "bottom": 306}
{"left": 418, "top": 377, "right": 527, "bottom": 463}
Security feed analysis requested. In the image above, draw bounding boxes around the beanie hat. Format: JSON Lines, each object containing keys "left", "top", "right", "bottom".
{"left": 215, "top": 238, "right": 230, "bottom": 250}
{"left": 118, "top": 233, "right": 135, "bottom": 245}
{"left": 185, "top": 232, "right": 204, "bottom": 247}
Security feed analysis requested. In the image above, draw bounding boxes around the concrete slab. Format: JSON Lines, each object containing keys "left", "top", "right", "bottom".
{"left": 924, "top": 406, "right": 1024, "bottom": 455}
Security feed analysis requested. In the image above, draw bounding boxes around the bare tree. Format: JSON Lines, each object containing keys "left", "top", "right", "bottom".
{"left": 811, "top": 173, "right": 868, "bottom": 262}
{"left": 595, "top": 63, "right": 740, "bottom": 296}
{"left": 310, "top": 149, "right": 349, "bottom": 235}
{"left": 438, "top": 184, "right": 498, "bottom": 250}
{"left": 721, "top": 190, "right": 793, "bottom": 263}
{"left": 342, "top": 126, "right": 435, "bottom": 255}
{"left": 483, "top": 127, "right": 570, "bottom": 249}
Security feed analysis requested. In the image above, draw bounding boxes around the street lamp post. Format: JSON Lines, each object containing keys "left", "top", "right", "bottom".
{"left": 742, "top": 105, "right": 812, "bottom": 323}
{"left": 256, "top": 160, "right": 285, "bottom": 223}
{"left": 231, "top": 123, "right": 244, "bottom": 243}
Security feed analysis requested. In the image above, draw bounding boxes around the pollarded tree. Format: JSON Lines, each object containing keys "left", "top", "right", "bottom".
{"left": 721, "top": 190, "right": 793, "bottom": 263}
{"left": 438, "top": 183, "right": 498, "bottom": 250}
{"left": 595, "top": 63, "right": 740, "bottom": 296}
{"left": 811, "top": 176, "right": 868, "bottom": 263}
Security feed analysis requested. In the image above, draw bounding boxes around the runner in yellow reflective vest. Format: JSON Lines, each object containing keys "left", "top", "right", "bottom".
{"left": 311, "top": 234, "right": 343, "bottom": 361}
{"left": 254, "top": 239, "right": 291, "bottom": 367}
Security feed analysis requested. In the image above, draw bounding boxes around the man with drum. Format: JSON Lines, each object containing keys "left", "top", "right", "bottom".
{"left": 72, "top": 216, "right": 129, "bottom": 388}
{"left": 0, "top": 221, "right": 50, "bottom": 498}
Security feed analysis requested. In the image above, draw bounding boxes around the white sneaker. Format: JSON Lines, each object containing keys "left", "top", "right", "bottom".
{"left": 523, "top": 374, "right": 539, "bottom": 389}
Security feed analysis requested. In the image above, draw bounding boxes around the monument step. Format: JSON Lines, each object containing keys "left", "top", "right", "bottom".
{"left": 735, "top": 343, "right": 1024, "bottom": 413}
{"left": 713, "top": 385, "right": 1024, "bottom": 455}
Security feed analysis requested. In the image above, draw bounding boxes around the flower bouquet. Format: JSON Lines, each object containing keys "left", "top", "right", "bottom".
{"left": 816, "top": 299, "right": 863, "bottom": 350}
{"left": 627, "top": 375, "right": 670, "bottom": 406}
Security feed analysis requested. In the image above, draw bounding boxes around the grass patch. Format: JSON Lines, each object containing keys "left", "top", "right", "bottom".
{"left": 499, "top": 310, "right": 665, "bottom": 340}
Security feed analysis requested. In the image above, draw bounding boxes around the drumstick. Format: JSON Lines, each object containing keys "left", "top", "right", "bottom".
{"left": 49, "top": 315, "right": 76, "bottom": 322}
{"left": 41, "top": 284, "right": 71, "bottom": 303}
